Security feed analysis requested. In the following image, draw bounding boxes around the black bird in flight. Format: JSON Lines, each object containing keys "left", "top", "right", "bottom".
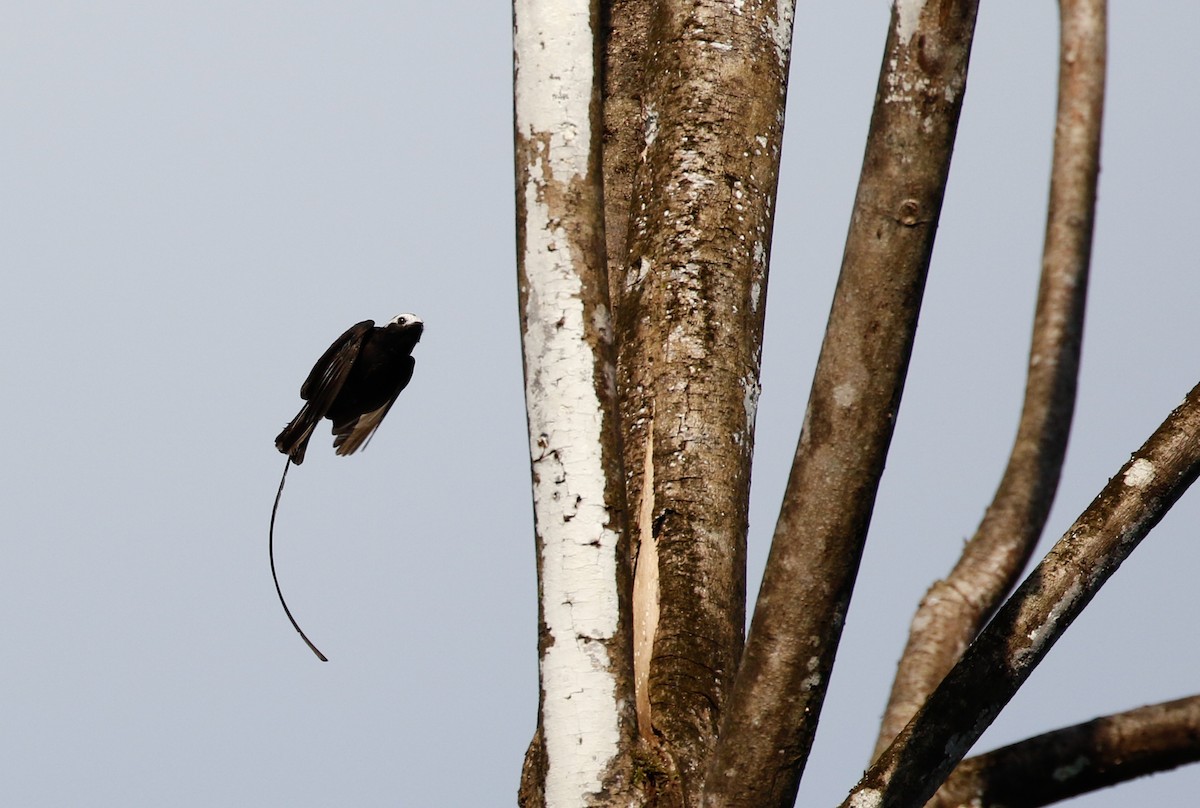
{"left": 276, "top": 313, "right": 424, "bottom": 464}
{"left": 270, "top": 313, "right": 423, "bottom": 661}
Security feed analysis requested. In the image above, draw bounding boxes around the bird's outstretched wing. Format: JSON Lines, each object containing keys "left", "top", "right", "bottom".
{"left": 275, "top": 320, "right": 374, "bottom": 465}
{"left": 332, "top": 356, "right": 415, "bottom": 456}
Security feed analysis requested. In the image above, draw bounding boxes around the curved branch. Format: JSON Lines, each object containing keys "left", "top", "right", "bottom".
{"left": 842, "top": 381, "right": 1200, "bottom": 808}
{"left": 873, "top": 0, "right": 1106, "bottom": 757}
{"left": 701, "top": 2, "right": 981, "bottom": 806}
{"left": 929, "top": 696, "right": 1200, "bottom": 808}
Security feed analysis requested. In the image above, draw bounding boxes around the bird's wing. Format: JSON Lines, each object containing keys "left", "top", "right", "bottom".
{"left": 300, "top": 320, "right": 374, "bottom": 402}
{"left": 276, "top": 321, "right": 373, "bottom": 464}
{"left": 332, "top": 356, "right": 414, "bottom": 456}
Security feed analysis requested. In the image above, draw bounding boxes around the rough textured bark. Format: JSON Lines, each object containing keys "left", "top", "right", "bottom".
{"left": 599, "top": 0, "right": 660, "bottom": 759}
{"left": 515, "top": 0, "right": 1190, "bottom": 805}
{"left": 513, "top": 1, "right": 640, "bottom": 804}
{"left": 843, "top": 381, "right": 1200, "bottom": 808}
{"left": 600, "top": 0, "right": 650, "bottom": 309}
{"left": 700, "top": 3, "right": 979, "bottom": 806}
{"left": 874, "top": 0, "right": 1105, "bottom": 758}
{"left": 609, "top": 1, "right": 796, "bottom": 803}
{"left": 928, "top": 696, "right": 1200, "bottom": 808}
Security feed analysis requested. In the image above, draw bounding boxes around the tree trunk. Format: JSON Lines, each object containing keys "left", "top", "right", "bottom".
{"left": 610, "top": 0, "right": 795, "bottom": 802}
{"left": 513, "top": 2, "right": 641, "bottom": 803}
{"left": 513, "top": 1, "right": 1200, "bottom": 806}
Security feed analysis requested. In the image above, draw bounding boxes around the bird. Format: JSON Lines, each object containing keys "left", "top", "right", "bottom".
{"left": 276, "top": 313, "right": 424, "bottom": 464}
{"left": 270, "top": 313, "right": 423, "bottom": 661}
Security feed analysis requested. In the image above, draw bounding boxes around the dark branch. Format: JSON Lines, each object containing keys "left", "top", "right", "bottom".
{"left": 929, "top": 696, "right": 1200, "bottom": 808}
{"left": 844, "top": 381, "right": 1200, "bottom": 808}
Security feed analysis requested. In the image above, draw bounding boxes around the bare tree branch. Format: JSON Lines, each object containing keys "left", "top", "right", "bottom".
{"left": 512, "top": 1, "right": 640, "bottom": 803}
{"left": 874, "top": 0, "right": 1106, "bottom": 757}
{"left": 843, "top": 381, "right": 1200, "bottom": 808}
{"left": 701, "top": 3, "right": 981, "bottom": 806}
{"left": 928, "top": 696, "right": 1200, "bottom": 808}
{"left": 609, "top": 0, "right": 797, "bottom": 801}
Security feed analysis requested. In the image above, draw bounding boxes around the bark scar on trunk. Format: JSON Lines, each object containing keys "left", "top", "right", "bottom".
{"left": 633, "top": 424, "right": 660, "bottom": 740}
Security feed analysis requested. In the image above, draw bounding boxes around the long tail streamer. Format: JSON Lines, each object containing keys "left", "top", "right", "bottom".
{"left": 270, "top": 458, "right": 328, "bottom": 661}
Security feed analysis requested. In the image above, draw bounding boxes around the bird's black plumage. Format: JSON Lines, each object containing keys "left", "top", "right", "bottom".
{"left": 270, "top": 313, "right": 423, "bottom": 661}
{"left": 276, "top": 313, "right": 423, "bottom": 464}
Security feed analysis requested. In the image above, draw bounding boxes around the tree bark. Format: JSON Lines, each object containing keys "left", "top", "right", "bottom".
{"left": 511, "top": 1, "right": 1200, "bottom": 806}
{"left": 701, "top": 3, "right": 979, "bottom": 805}
{"left": 513, "top": 1, "right": 641, "bottom": 803}
{"left": 874, "top": 0, "right": 1105, "bottom": 757}
{"left": 928, "top": 696, "right": 1200, "bottom": 808}
{"left": 609, "top": 0, "right": 796, "bottom": 802}
{"left": 599, "top": 0, "right": 650, "bottom": 309}
{"left": 844, "top": 381, "right": 1200, "bottom": 808}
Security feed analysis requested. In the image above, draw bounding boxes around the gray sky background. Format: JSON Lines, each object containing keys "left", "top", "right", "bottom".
{"left": 3, "top": 3, "right": 1198, "bottom": 806}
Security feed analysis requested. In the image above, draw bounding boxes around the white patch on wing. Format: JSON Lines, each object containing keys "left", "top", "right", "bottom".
{"left": 335, "top": 403, "right": 391, "bottom": 456}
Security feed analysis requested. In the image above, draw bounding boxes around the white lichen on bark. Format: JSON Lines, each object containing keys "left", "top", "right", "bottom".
{"left": 515, "top": 1, "right": 623, "bottom": 804}
{"left": 1123, "top": 458, "right": 1156, "bottom": 488}
{"left": 894, "top": 0, "right": 928, "bottom": 45}
{"left": 1022, "top": 573, "right": 1083, "bottom": 660}
{"left": 514, "top": 3, "right": 594, "bottom": 175}
{"left": 848, "top": 788, "right": 884, "bottom": 808}
{"left": 764, "top": 0, "right": 796, "bottom": 67}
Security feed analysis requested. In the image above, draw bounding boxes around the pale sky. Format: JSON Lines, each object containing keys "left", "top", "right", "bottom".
{"left": 3, "top": 3, "right": 1198, "bottom": 806}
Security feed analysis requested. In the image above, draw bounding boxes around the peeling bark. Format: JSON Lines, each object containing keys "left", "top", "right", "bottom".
{"left": 874, "top": 0, "right": 1105, "bottom": 758}
{"left": 632, "top": 427, "right": 659, "bottom": 741}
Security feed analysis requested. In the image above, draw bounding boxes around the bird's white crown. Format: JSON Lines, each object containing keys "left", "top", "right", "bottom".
{"left": 388, "top": 312, "right": 423, "bottom": 327}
